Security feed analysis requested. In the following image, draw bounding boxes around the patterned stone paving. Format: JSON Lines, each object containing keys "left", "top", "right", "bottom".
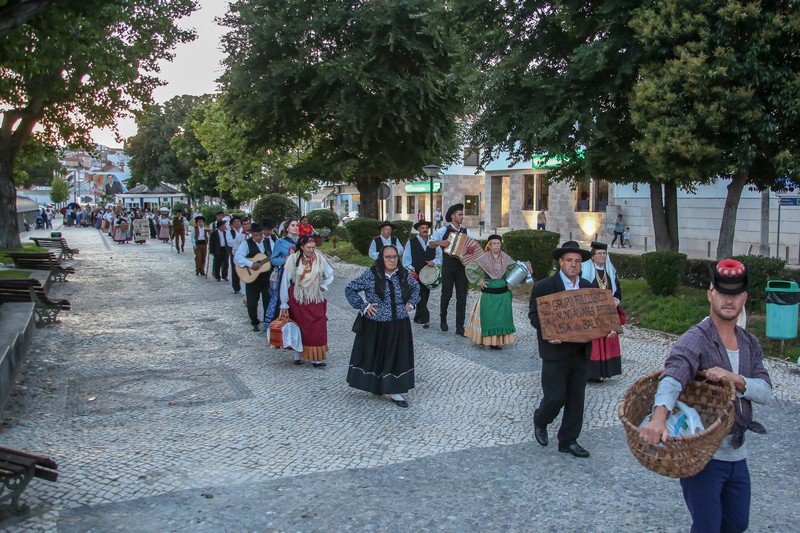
{"left": 1, "top": 225, "right": 798, "bottom": 531}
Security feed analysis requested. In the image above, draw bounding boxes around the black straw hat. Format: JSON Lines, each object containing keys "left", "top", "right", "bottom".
{"left": 378, "top": 221, "right": 395, "bottom": 230}
{"left": 552, "top": 240, "right": 592, "bottom": 261}
{"left": 413, "top": 220, "right": 432, "bottom": 230}
{"left": 590, "top": 241, "right": 608, "bottom": 251}
{"left": 445, "top": 203, "right": 464, "bottom": 222}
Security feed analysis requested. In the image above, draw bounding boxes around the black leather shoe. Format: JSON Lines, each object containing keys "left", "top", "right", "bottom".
{"left": 558, "top": 442, "right": 590, "bottom": 458}
{"left": 391, "top": 399, "right": 409, "bottom": 408}
{"left": 252, "top": 324, "right": 260, "bottom": 332}
{"left": 312, "top": 362, "right": 326, "bottom": 368}
{"left": 440, "top": 321, "right": 449, "bottom": 332}
{"left": 534, "top": 422, "right": 548, "bottom": 447}
{"left": 422, "top": 323, "right": 429, "bottom": 329}
{"left": 455, "top": 330, "right": 465, "bottom": 337}
{"left": 489, "top": 345, "right": 502, "bottom": 350}
{"left": 293, "top": 360, "right": 304, "bottom": 365}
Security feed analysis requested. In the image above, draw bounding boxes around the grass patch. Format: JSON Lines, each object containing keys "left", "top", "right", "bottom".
{"left": 0, "top": 270, "right": 32, "bottom": 279}
{"left": 0, "top": 243, "right": 48, "bottom": 266}
{"left": 318, "top": 239, "right": 374, "bottom": 268}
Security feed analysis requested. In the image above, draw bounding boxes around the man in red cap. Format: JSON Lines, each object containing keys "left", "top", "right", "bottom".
{"left": 641, "top": 259, "right": 772, "bottom": 532}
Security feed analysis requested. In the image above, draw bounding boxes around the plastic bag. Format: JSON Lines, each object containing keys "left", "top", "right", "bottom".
{"left": 639, "top": 401, "right": 705, "bottom": 438}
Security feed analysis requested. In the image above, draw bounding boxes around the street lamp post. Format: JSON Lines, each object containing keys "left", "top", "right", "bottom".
{"left": 422, "top": 164, "right": 440, "bottom": 223}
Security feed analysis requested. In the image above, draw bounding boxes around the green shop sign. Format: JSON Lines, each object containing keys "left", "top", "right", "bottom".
{"left": 404, "top": 180, "right": 442, "bottom": 193}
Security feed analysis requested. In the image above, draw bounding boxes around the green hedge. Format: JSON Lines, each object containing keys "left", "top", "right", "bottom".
{"left": 306, "top": 209, "right": 339, "bottom": 234}
{"left": 503, "top": 229, "right": 560, "bottom": 281}
{"left": 391, "top": 220, "right": 414, "bottom": 246}
{"left": 643, "top": 251, "right": 687, "bottom": 296}
{"left": 345, "top": 218, "right": 381, "bottom": 255}
{"left": 733, "top": 255, "right": 786, "bottom": 311}
{"left": 608, "top": 252, "right": 646, "bottom": 279}
{"left": 197, "top": 204, "right": 224, "bottom": 224}
{"left": 252, "top": 194, "right": 300, "bottom": 227}
{"left": 173, "top": 201, "right": 191, "bottom": 215}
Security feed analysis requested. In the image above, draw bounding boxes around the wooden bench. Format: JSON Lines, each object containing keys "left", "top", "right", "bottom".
{"left": 0, "top": 279, "right": 71, "bottom": 327}
{"left": 28, "top": 237, "right": 79, "bottom": 261}
{"left": 5, "top": 252, "right": 75, "bottom": 283}
{"left": 0, "top": 446, "right": 58, "bottom": 516}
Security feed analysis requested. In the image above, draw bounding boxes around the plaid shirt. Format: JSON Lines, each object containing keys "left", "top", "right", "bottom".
{"left": 661, "top": 317, "right": 771, "bottom": 449}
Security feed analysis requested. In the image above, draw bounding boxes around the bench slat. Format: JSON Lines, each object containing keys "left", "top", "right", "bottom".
{"left": 0, "top": 446, "right": 58, "bottom": 470}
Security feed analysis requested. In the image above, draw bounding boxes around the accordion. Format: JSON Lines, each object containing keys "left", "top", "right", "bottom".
{"left": 443, "top": 232, "right": 484, "bottom": 265}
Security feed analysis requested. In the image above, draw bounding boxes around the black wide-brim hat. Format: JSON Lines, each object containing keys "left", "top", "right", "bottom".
{"left": 445, "top": 203, "right": 464, "bottom": 222}
{"left": 553, "top": 240, "right": 592, "bottom": 261}
{"left": 413, "top": 220, "right": 432, "bottom": 230}
{"left": 590, "top": 241, "right": 608, "bottom": 251}
{"left": 378, "top": 221, "right": 395, "bottom": 230}
{"left": 194, "top": 215, "right": 205, "bottom": 222}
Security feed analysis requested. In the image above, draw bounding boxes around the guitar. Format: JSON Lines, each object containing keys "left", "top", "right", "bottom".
{"left": 235, "top": 253, "right": 272, "bottom": 284}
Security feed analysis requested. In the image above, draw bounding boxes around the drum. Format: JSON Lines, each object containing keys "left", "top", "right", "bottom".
{"left": 504, "top": 261, "right": 533, "bottom": 286}
{"left": 418, "top": 264, "right": 442, "bottom": 289}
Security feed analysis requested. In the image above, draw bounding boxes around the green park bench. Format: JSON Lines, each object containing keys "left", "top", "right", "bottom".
{"left": 28, "top": 237, "right": 79, "bottom": 261}
{"left": 4, "top": 252, "right": 75, "bottom": 283}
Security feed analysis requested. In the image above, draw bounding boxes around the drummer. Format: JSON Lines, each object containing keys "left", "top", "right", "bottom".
{"left": 403, "top": 220, "right": 442, "bottom": 329}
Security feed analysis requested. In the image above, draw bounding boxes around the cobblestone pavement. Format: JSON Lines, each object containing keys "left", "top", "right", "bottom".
{"left": 2, "top": 227, "right": 799, "bottom": 531}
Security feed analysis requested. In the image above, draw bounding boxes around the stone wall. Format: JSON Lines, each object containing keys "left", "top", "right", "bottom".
{"left": 444, "top": 174, "right": 484, "bottom": 227}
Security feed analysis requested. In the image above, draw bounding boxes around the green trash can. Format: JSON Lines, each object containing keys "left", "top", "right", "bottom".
{"left": 765, "top": 280, "right": 800, "bottom": 339}
{"left": 50, "top": 231, "right": 62, "bottom": 238}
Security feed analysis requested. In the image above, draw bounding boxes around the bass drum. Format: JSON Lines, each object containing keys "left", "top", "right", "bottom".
{"left": 418, "top": 264, "right": 442, "bottom": 289}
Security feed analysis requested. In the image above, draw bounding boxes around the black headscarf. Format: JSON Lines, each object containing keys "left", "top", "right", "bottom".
{"left": 370, "top": 245, "right": 411, "bottom": 303}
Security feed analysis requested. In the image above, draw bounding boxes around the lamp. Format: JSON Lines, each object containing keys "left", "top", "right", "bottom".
{"left": 422, "top": 164, "right": 441, "bottom": 223}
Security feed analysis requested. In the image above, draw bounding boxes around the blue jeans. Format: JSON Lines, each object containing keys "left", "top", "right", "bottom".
{"left": 680, "top": 459, "right": 750, "bottom": 533}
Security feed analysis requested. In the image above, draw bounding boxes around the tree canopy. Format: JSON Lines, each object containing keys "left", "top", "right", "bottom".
{"left": 219, "top": 0, "right": 464, "bottom": 218}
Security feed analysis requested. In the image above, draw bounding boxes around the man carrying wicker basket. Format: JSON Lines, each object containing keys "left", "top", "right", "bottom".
{"left": 640, "top": 259, "right": 772, "bottom": 533}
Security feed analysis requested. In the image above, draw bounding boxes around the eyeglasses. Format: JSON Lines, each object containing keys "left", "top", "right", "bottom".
{"left": 384, "top": 255, "right": 399, "bottom": 260}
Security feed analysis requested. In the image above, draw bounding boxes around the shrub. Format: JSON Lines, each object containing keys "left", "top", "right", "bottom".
{"left": 345, "top": 218, "right": 381, "bottom": 255}
{"left": 391, "top": 220, "right": 414, "bottom": 246}
{"left": 732, "top": 255, "right": 786, "bottom": 311}
{"left": 502, "top": 229, "right": 560, "bottom": 281}
{"left": 307, "top": 209, "right": 340, "bottom": 234}
{"left": 252, "top": 193, "right": 300, "bottom": 227}
{"left": 642, "top": 251, "right": 687, "bottom": 296}
{"left": 197, "top": 204, "right": 224, "bottom": 224}
{"left": 684, "top": 259, "right": 715, "bottom": 290}
{"left": 173, "top": 201, "right": 191, "bottom": 215}
{"left": 609, "top": 252, "right": 646, "bottom": 279}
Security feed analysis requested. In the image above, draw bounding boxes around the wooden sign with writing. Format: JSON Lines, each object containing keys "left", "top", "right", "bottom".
{"left": 132, "top": 219, "right": 150, "bottom": 242}
{"left": 536, "top": 288, "right": 622, "bottom": 343}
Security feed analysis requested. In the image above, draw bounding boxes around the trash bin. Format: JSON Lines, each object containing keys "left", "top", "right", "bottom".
{"left": 765, "top": 280, "right": 800, "bottom": 339}
{"left": 50, "top": 231, "right": 62, "bottom": 238}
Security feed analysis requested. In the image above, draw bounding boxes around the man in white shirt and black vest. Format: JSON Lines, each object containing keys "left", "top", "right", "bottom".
{"left": 234, "top": 222, "right": 274, "bottom": 331}
{"left": 368, "top": 221, "right": 404, "bottom": 260}
{"left": 402, "top": 220, "right": 442, "bottom": 328}
{"left": 209, "top": 219, "right": 231, "bottom": 282}
{"left": 429, "top": 203, "right": 472, "bottom": 335}
{"left": 228, "top": 215, "right": 245, "bottom": 294}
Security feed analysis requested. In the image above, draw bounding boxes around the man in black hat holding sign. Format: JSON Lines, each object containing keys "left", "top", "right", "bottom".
{"left": 430, "top": 203, "right": 473, "bottom": 335}
{"left": 368, "top": 221, "right": 404, "bottom": 260}
{"left": 528, "top": 241, "right": 594, "bottom": 458}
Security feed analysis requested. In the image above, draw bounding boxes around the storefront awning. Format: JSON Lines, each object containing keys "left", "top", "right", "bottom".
{"left": 404, "top": 180, "right": 442, "bottom": 194}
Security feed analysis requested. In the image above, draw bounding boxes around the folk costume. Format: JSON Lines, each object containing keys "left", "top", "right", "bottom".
{"left": 529, "top": 241, "right": 594, "bottom": 457}
{"left": 158, "top": 215, "right": 171, "bottom": 242}
{"left": 581, "top": 241, "right": 623, "bottom": 381}
{"left": 114, "top": 215, "right": 129, "bottom": 244}
{"left": 172, "top": 213, "right": 188, "bottom": 253}
{"left": 345, "top": 253, "right": 421, "bottom": 400}
{"left": 192, "top": 216, "right": 208, "bottom": 276}
{"left": 209, "top": 225, "right": 231, "bottom": 281}
{"left": 401, "top": 220, "right": 442, "bottom": 327}
{"left": 430, "top": 204, "right": 472, "bottom": 335}
{"left": 465, "top": 236, "right": 517, "bottom": 348}
{"left": 233, "top": 224, "right": 272, "bottom": 330}
{"left": 367, "top": 222, "right": 403, "bottom": 260}
{"left": 264, "top": 235, "right": 299, "bottom": 324}
{"left": 279, "top": 248, "right": 334, "bottom": 363}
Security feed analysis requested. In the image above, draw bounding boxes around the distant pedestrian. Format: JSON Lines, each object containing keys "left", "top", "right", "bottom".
{"left": 416, "top": 209, "right": 424, "bottom": 222}
{"left": 192, "top": 215, "right": 208, "bottom": 276}
{"left": 537, "top": 210, "right": 547, "bottom": 231}
{"left": 623, "top": 227, "right": 631, "bottom": 248}
{"left": 611, "top": 214, "right": 624, "bottom": 247}
{"left": 433, "top": 209, "right": 442, "bottom": 229}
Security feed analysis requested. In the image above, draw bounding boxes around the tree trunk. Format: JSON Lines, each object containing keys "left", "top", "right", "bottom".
{"left": 355, "top": 177, "right": 381, "bottom": 219}
{"left": 759, "top": 189, "right": 770, "bottom": 256}
{"left": 716, "top": 172, "right": 748, "bottom": 259}
{"left": 648, "top": 181, "right": 679, "bottom": 251}
{"left": 0, "top": 150, "right": 22, "bottom": 249}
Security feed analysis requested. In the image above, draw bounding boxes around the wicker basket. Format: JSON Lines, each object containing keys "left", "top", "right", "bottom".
{"left": 618, "top": 370, "right": 736, "bottom": 479}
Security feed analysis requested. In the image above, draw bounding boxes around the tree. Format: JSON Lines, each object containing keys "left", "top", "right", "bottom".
{"left": 465, "top": 0, "right": 686, "bottom": 251}
{"left": 13, "top": 138, "right": 64, "bottom": 187}
{"left": 126, "top": 94, "right": 209, "bottom": 190}
{"left": 0, "top": 0, "right": 56, "bottom": 36}
{"left": 0, "top": 0, "right": 196, "bottom": 248}
{"left": 50, "top": 175, "right": 68, "bottom": 204}
{"left": 219, "top": 0, "right": 463, "bottom": 219}
{"left": 629, "top": 0, "right": 800, "bottom": 258}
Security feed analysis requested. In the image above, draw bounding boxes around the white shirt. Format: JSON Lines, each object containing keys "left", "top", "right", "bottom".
{"left": 402, "top": 235, "right": 442, "bottom": 271}
{"left": 192, "top": 227, "right": 208, "bottom": 248}
{"left": 234, "top": 238, "right": 266, "bottom": 268}
{"left": 430, "top": 224, "right": 473, "bottom": 243}
{"left": 558, "top": 270, "right": 582, "bottom": 290}
{"left": 368, "top": 236, "right": 404, "bottom": 260}
{"left": 279, "top": 253, "right": 334, "bottom": 309}
{"left": 228, "top": 228, "right": 244, "bottom": 250}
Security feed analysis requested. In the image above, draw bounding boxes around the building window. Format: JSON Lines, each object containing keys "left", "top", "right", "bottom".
{"left": 536, "top": 175, "right": 550, "bottom": 211}
{"left": 464, "top": 194, "right": 479, "bottom": 216}
{"left": 576, "top": 183, "right": 590, "bottom": 212}
{"left": 394, "top": 195, "right": 402, "bottom": 214}
{"left": 463, "top": 147, "right": 479, "bottom": 167}
{"left": 594, "top": 179, "right": 609, "bottom": 212}
{"left": 406, "top": 195, "right": 416, "bottom": 215}
{"left": 523, "top": 175, "right": 535, "bottom": 210}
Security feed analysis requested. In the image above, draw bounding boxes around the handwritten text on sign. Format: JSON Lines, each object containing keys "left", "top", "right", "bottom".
{"left": 536, "top": 288, "right": 622, "bottom": 343}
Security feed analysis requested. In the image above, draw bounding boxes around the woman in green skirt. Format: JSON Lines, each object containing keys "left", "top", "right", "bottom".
{"left": 465, "top": 234, "right": 527, "bottom": 349}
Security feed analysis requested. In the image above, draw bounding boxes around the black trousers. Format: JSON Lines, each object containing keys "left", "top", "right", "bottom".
{"left": 245, "top": 274, "right": 271, "bottom": 326}
{"left": 534, "top": 355, "right": 589, "bottom": 445}
{"left": 440, "top": 258, "right": 468, "bottom": 331}
{"left": 611, "top": 231, "right": 623, "bottom": 246}
{"left": 414, "top": 284, "right": 431, "bottom": 324}
{"left": 212, "top": 249, "right": 229, "bottom": 280}
{"left": 230, "top": 252, "right": 241, "bottom": 292}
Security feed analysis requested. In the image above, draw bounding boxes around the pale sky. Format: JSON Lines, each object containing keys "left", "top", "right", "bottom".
{"left": 91, "top": 1, "right": 228, "bottom": 148}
